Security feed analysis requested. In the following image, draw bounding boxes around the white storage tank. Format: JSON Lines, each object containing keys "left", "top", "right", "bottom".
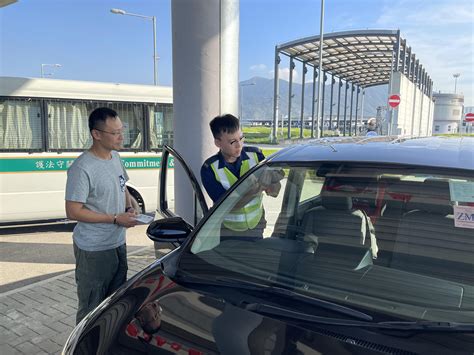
{"left": 432, "top": 93, "right": 464, "bottom": 134}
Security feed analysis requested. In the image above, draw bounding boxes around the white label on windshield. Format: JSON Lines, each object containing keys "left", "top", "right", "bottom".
{"left": 449, "top": 181, "right": 474, "bottom": 203}
{"left": 453, "top": 206, "right": 474, "bottom": 229}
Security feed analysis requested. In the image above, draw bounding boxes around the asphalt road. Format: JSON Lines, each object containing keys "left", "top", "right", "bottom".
{"left": 0, "top": 223, "right": 154, "bottom": 293}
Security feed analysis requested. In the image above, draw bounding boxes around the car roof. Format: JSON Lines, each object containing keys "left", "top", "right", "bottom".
{"left": 267, "top": 136, "right": 474, "bottom": 171}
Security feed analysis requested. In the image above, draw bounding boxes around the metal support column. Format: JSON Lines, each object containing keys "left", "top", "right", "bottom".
{"left": 343, "top": 82, "right": 349, "bottom": 136}
{"left": 401, "top": 39, "right": 406, "bottom": 74}
{"left": 329, "top": 74, "right": 335, "bottom": 131}
{"left": 426, "top": 78, "right": 433, "bottom": 135}
{"left": 315, "top": 68, "right": 321, "bottom": 136}
{"left": 394, "top": 30, "right": 401, "bottom": 72}
{"left": 354, "top": 86, "right": 360, "bottom": 136}
{"left": 311, "top": 68, "right": 318, "bottom": 138}
{"left": 360, "top": 89, "right": 365, "bottom": 134}
{"left": 410, "top": 54, "right": 416, "bottom": 82}
{"left": 287, "top": 58, "right": 295, "bottom": 139}
{"left": 418, "top": 67, "right": 425, "bottom": 136}
{"left": 349, "top": 83, "right": 354, "bottom": 136}
{"left": 424, "top": 69, "right": 428, "bottom": 94}
{"left": 336, "top": 77, "right": 342, "bottom": 132}
{"left": 320, "top": 72, "right": 327, "bottom": 137}
{"left": 299, "top": 63, "right": 307, "bottom": 138}
{"left": 414, "top": 59, "right": 419, "bottom": 85}
{"left": 418, "top": 64, "right": 423, "bottom": 89}
{"left": 406, "top": 47, "right": 412, "bottom": 79}
{"left": 387, "top": 50, "right": 395, "bottom": 135}
{"left": 410, "top": 58, "right": 419, "bottom": 135}
{"left": 272, "top": 48, "right": 280, "bottom": 142}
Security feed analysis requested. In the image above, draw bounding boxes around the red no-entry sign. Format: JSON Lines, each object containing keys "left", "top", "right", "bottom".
{"left": 465, "top": 113, "right": 474, "bottom": 122}
{"left": 388, "top": 94, "right": 401, "bottom": 108}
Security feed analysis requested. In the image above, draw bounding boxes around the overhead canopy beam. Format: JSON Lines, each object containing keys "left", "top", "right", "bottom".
{"left": 272, "top": 29, "right": 433, "bottom": 141}
{"left": 275, "top": 29, "right": 429, "bottom": 89}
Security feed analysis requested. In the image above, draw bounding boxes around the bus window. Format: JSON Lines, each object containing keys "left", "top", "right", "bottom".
{"left": 87, "top": 102, "right": 145, "bottom": 151}
{"left": 0, "top": 98, "right": 43, "bottom": 150}
{"left": 113, "top": 103, "right": 144, "bottom": 150}
{"left": 149, "top": 103, "right": 173, "bottom": 150}
{"left": 47, "top": 100, "right": 91, "bottom": 150}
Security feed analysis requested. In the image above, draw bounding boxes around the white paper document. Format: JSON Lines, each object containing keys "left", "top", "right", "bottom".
{"left": 134, "top": 214, "right": 154, "bottom": 224}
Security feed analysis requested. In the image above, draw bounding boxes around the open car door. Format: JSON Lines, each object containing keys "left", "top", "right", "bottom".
{"left": 157, "top": 145, "right": 209, "bottom": 226}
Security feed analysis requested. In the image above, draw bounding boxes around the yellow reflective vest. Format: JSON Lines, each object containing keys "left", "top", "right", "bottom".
{"left": 210, "top": 152, "right": 263, "bottom": 231}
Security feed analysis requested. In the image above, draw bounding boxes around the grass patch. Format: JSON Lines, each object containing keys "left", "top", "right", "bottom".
{"left": 243, "top": 126, "right": 338, "bottom": 144}
{"left": 261, "top": 148, "right": 279, "bottom": 157}
{"left": 245, "top": 128, "right": 474, "bottom": 145}
{"left": 434, "top": 133, "right": 474, "bottom": 137}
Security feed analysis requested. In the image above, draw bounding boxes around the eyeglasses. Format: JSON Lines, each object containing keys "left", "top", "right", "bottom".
{"left": 94, "top": 128, "right": 124, "bottom": 136}
{"left": 217, "top": 135, "right": 245, "bottom": 145}
{"left": 230, "top": 135, "right": 245, "bottom": 146}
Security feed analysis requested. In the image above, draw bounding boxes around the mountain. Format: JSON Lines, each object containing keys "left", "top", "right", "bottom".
{"left": 239, "top": 76, "right": 388, "bottom": 122}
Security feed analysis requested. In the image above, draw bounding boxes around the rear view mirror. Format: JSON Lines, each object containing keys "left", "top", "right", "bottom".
{"left": 146, "top": 217, "right": 193, "bottom": 243}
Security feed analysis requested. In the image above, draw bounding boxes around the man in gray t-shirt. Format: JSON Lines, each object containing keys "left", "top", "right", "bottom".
{"left": 65, "top": 107, "right": 138, "bottom": 324}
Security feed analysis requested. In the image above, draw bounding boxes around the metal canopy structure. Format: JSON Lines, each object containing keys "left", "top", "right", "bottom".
{"left": 272, "top": 29, "right": 434, "bottom": 141}
{"left": 279, "top": 29, "right": 399, "bottom": 88}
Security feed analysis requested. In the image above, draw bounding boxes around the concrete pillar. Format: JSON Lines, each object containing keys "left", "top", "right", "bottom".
{"left": 172, "top": 0, "right": 239, "bottom": 222}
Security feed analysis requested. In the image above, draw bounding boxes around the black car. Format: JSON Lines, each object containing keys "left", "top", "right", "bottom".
{"left": 63, "top": 136, "right": 474, "bottom": 354}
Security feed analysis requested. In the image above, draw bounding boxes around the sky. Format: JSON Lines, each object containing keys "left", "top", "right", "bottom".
{"left": 1, "top": 0, "right": 473, "bottom": 106}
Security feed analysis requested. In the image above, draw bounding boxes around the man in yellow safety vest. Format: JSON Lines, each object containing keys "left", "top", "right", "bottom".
{"left": 200, "top": 114, "right": 280, "bottom": 239}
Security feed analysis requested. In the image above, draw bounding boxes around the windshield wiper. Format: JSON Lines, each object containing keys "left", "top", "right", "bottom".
{"left": 246, "top": 303, "right": 474, "bottom": 333}
{"left": 373, "top": 321, "right": 474, "bottom": 332}
{"left": 175, "top": 274, "right": 474, "bottom": 333}
{"left": 174, "top": 274, "right": 372, "bottom": 321}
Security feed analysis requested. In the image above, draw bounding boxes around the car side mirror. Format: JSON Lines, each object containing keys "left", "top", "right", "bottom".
{"left": 146, "top": 217, "right": 193, "bottom": 244}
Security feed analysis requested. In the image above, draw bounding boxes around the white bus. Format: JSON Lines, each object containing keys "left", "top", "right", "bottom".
{"left": 0, "top": 76, "right": 173, "bottom": 225}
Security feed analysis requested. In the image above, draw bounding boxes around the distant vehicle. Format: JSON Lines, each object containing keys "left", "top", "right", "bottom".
{"left": 63, "top": 136, "right": 474, "bottom": 354}
{"left": 0, "top": 76, "right": 173, "bottom": 225}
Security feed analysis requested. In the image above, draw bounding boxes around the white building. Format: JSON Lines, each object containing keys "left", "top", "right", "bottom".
{"left": 432, "top": 93, "right": 464, "bottom": 134}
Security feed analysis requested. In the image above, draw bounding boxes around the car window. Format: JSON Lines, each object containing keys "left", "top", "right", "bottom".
{"left": 190, "top": 165, "right": 288, "bottom": 252}
{"left": 180, "top": 162, "right": 474, "bottom": 323}
{"left": 299, "top": 170, "right": 324, "bottom": 202}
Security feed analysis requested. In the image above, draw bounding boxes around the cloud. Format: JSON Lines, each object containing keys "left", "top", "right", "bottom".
{"left": 375, "top": 0, "right": 473, "bottom": 105}
{"left": 250, "top": 64, "right": 267, "bottom": 72}
{"left": 268, "top": 67, "right": 301, "bottom": 83}
{"left": 376, "top": 0, "right": 474, "bottom": 27}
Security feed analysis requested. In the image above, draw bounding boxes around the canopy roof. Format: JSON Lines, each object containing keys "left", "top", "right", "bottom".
{"left": 277, "top": 29, "right": 402, "bottom": 88}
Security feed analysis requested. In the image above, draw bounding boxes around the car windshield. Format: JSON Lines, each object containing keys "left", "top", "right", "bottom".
{"left": 180, "top": 162, "right": 474, "bottom": 323}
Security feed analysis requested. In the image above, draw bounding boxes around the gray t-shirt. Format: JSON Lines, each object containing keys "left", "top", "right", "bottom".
{"left": 65, "top": 150, "right": 129, "bottom": 251}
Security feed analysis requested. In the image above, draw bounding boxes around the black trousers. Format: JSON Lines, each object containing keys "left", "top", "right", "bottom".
{"left": 73, "top": 243, "right": 128, "bottom": 324}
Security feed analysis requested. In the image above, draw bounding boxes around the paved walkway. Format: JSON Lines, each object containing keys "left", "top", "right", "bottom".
{"left": 0, "top": 246, "right": 159, "bottom": 355}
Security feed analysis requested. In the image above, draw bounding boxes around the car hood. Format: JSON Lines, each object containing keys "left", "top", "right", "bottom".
{"left": 63, "top": 252, "right": 474, "bottom": 355}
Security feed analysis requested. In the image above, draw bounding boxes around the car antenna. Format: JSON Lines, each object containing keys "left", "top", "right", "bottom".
{"left": 320, "top": 138, "right": 337, "bottom": 152}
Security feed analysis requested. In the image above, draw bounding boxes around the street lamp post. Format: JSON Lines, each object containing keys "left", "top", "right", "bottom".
{"left": 453, "top": 73, "right": 460, "bottom": 94}
{"left": 41, "top": 63, "right": 61, "bottom": 78}
{"left": 111, "top": 8, "right": 158, "bottom": 85}
{"left": 239, "top": 82, "right": 255, "bottom": 121}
